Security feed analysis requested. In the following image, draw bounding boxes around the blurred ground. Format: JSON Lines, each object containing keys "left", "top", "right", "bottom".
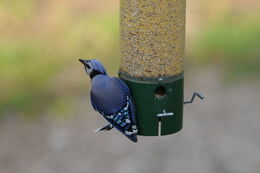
{"left": 0, "top": 68, "right": 260, "bottom": 173}
{"left": 0, "top": 0, "right": 260, "bottom": 172}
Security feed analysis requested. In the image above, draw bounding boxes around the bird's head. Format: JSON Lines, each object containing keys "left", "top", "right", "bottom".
{"left": 79, "top": 59, "right": 107, "bottom": 79}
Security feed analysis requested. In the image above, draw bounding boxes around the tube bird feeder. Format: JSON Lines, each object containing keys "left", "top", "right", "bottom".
{"left": 119, "top": 0, "right": 186, "bottom": 136}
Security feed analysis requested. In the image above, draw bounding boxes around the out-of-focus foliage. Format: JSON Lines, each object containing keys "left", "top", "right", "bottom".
{"left": 0, "top": 0, "right": 119, "bottom": 117}
{"left": 192, "top": 15, "right": 260, "bottom": 79}
{"left": 0, "top": 0, "right": 259, "bottom": 117}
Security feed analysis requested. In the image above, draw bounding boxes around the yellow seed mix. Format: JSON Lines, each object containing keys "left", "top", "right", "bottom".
{"left": 120, "top": 0, "right": 186, "bottom": 78}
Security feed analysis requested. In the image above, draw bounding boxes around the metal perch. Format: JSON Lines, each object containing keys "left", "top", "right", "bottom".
{"left": 184, "top": 92, "right": 204, "bottom": 105}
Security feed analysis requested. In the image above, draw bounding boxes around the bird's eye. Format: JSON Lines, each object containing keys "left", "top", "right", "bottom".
{"left": 86, "top": 64, "right": 91, "bottom": 69}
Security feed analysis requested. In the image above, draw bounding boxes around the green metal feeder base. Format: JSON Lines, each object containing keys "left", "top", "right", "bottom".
{"left": 119, "top": 73, "right": 184, "bottom": 136}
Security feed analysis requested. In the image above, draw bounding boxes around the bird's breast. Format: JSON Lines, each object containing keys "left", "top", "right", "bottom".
{"left": 91, "top": 75, "right": 125, "bottom": 114}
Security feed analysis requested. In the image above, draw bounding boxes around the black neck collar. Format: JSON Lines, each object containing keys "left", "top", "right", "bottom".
{"left": 90, "top": 70, "right": 104, "bottom": 79}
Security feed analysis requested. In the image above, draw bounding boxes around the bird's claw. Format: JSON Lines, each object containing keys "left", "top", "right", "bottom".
{"left": 94, "top": 124, "right": 114, "bottom": 132}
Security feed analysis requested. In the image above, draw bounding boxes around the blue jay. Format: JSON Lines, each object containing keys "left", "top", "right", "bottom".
{"left": 79, "top": 59, "right": 138, "bottom": 142}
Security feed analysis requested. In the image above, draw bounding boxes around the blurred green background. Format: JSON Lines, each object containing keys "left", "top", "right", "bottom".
{"left": 0, "top": 0, "right": 120, "bottom": 117}
{"left": 0, "top": 0, "right": 259, "bottom": 117}
{"left": 0, "top": 0, "right": 260, "bottom": 173}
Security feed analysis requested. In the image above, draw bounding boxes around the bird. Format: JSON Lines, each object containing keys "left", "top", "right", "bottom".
{"left": 79, "top": 59, "right": 138, "bottom": 142}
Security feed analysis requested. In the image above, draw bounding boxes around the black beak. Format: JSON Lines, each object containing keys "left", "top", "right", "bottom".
{"left": 79, "top": 59, "right": 86, "bottom": 65}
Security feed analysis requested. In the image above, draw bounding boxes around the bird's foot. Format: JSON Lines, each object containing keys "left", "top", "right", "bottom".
{"left": 94, "top": 124, "right": 114, "bottom": 132}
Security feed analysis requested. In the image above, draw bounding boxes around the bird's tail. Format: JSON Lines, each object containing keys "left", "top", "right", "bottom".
{"left": 124, "top": 124, "right": 138, "bottom": 143}
{"left": 127, "top": 134, "right": 138, "bottom": 143}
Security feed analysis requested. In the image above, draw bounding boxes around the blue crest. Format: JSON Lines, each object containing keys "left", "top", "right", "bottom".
{"left": 87, "top": 59, "right": 107, "bottom": 74}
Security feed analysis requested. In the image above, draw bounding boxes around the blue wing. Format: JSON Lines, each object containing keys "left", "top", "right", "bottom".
{"left": 90, "top": 76, "right": 138, "bottom": 142}
{"left": 90, "top": 75, "right": 125, "bottom": 114}
{"left": 103, "top": 96, "right": 138, "bottom": 142}
{"left": 114, "top": 78, "right": 136, "bottom": 124}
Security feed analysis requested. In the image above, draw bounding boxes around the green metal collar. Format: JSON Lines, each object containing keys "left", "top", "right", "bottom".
{"left": 118, "top": 71, "right": 184, "bottom": 84}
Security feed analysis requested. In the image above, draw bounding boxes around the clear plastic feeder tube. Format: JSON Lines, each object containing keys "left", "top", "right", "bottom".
{"left": 120, "top": 0, "right": 186, "bottom": 79}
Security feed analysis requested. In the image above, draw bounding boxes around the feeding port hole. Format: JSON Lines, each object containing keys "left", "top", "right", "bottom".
{"left": 154, "top": 86, "right": 166, "bottom": 98}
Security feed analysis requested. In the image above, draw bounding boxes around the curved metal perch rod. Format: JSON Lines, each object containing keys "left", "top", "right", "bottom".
{"left": 184, "top": 92, "right": 204, "bottom": 105}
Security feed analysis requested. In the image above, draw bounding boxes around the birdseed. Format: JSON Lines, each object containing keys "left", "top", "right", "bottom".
{"left": 120, "top": 0, "right": 186, "bottom": 78}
